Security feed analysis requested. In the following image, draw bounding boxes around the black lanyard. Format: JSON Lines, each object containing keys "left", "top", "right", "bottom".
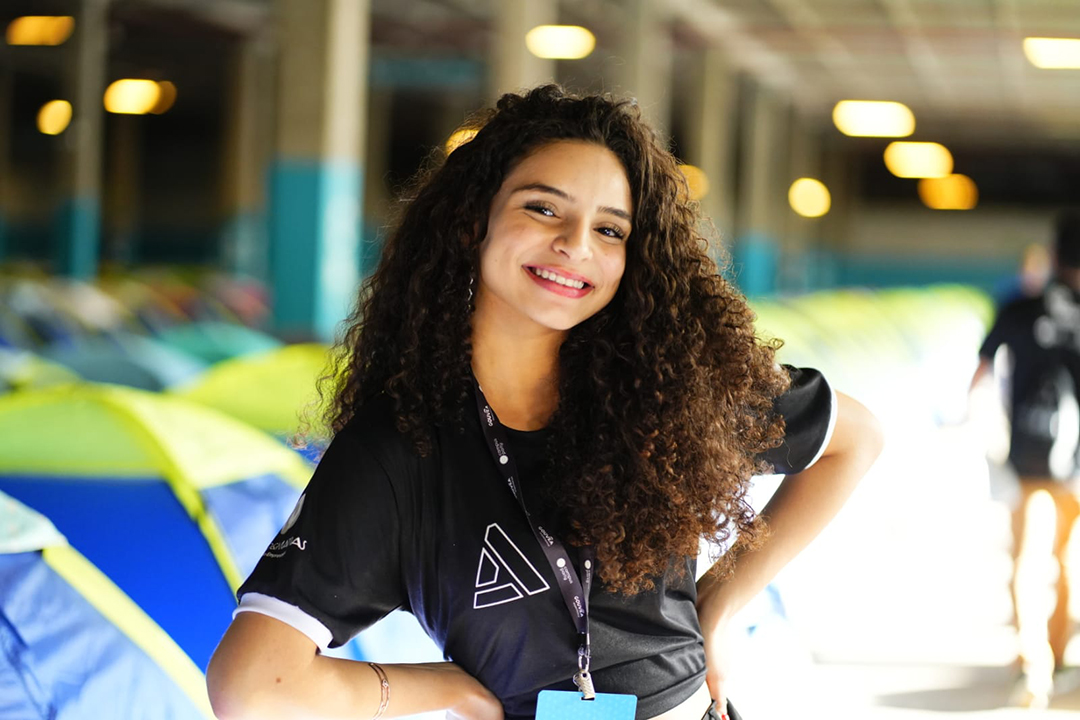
{"left": 471, "top": 378, "right": 598, "bottom": 698}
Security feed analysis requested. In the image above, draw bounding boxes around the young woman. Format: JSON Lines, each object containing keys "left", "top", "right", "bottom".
{"left": 206, "top": 85, "right": 882, "bottom": 720}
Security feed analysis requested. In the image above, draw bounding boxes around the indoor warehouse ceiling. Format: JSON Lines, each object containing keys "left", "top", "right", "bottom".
{"left": 7, "top": 0, "right": 1080, "bottom": 149}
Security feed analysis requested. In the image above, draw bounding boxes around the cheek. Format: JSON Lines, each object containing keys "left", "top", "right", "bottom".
{"left": 604, "top": 250, "right": 627, "bottom": 290}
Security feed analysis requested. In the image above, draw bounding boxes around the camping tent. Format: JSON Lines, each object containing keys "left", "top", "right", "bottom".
{"left": 0, "top": 491, "right": 214, "bottom": 718}
{"left": 0, "top": 385, "right": 312, "bottom": 669}
{"left": 156, "top": 321, "right": 282, "bottom": 365}
{"left": 173, "top": 343, "right": 331, "bottom": 437}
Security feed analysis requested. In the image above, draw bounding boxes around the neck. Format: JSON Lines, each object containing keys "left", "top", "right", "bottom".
{"left": 471, "top": 313, "right": 564, "bottom": 432}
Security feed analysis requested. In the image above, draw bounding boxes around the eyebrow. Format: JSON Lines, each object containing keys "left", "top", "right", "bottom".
{"left": 511, "top": 182, "right": 632, "bottom": 222}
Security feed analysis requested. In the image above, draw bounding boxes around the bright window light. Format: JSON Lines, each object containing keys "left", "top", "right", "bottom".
{"left": 832, "top": 100, "right": 915, "bottom": 138}
{"left": 1023, "top": 37, "right": 1080, "bottom": 69}
{"left": 525, "top": 25, "right": 596, "bottom": 60}
{"left": 37, "top": 100, "right": 72, "bottom": 135}
{"left": 918, "top": 174, "right": 978, "bottom": 210}
{"left": 5, "top": 16, "right": 74, "bottom": 46}
{"left": 884, "top": 141, "right": 953, "bottom": 179}
{"left": 678, "top": 164, "right": 709, "bottom": 201}
{"left": 103, "top": 80, "right": 162, "bottom": 115}
{"left": 788, "top": 178, "right": 831, "bottom": 218}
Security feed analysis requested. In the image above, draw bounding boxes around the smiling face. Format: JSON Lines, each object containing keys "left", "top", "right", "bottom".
{"left": 473, "top": 140, "right": 633, "bottom": 338}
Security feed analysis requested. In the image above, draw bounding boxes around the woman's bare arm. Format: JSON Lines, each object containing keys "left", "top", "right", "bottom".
{"left": 695, "top": 391, "right": 884, "bottom": 704}
{"left": 207, "top": 613, "right": 503, "bottom": 720}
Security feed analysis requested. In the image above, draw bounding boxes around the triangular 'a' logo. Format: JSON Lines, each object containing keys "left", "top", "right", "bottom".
{"left": 473, "top": 523, "right": 550, "bottom": 609}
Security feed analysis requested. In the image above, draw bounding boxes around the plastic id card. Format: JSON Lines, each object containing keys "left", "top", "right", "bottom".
{"left": 536, "top": 690, "right": 637, "bottom": 719}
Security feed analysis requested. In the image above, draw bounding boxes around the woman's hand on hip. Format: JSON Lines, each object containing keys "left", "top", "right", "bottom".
{"left": 700, "top": 614, "right": 735, "bottom": 713}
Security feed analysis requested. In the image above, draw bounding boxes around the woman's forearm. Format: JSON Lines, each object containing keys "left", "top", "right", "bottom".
{"left": 696, "top": 391, "right": 883, "bottom": 630}
{"left": 207, "top": 613, "right": 498, "bottom": 720}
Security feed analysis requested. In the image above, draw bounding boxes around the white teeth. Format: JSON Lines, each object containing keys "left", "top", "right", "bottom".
{"left": 531, "top": 267, "right": 586, "bottom": 289}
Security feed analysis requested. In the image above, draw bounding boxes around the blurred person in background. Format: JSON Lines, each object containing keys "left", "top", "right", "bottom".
{"left": 206, "top": 85, "right": 882, "bottom": 720}
{"left": 972, "top": 209, "right": 1080, "bottom": 708}
{"left": 993, "top": 243, "right": 1052, "bottom": 309}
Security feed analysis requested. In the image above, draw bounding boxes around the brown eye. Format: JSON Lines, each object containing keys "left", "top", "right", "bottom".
{"left": 597, "top": 225, "right": 626, "bottom": 243}
{"left": 525, "top": 202, "right": 556, "bottom": 217}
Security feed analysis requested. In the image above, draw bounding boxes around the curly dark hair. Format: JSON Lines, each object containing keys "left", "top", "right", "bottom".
{"left": 322, "top": 84, "right": 789, "bottom": 594}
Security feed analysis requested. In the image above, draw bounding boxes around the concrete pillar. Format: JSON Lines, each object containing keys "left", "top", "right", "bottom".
{"left": 104, "top": 115, "right": 141, "bottom": 265}
{"left": 489, "top": 0, "right": 556, "bottom": 100}
{"left": 55, "top": 0, "right": 108, "bottom": 278}
{"left": 0, "top": 60, "right": 11, "bottom": 260}
{"left": 683, "top": 47, "right": 738, "bottom": 255}
{"left": 616, "top": 0, "right": 672, "bottom": 136}
{"left": 780, "top": 114, "right": 822, "bottom": 292}
{"left": 222, "top": 34, "right": 274, "bottom": 281}
{"left": 818, "top": 142, "right": 855, "bottom": 288}
{"left": 734, "top": 82, "right": 789, "bottom": 297}
{"left": 270, "top": 0, "right": 369, "bottom": 341}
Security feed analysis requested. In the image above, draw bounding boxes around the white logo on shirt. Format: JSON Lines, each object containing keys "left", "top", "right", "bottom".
{"left": 280, "top": 493, "right": 305, "bottom": 534}
{"left": 473, "top": 523, "right": 550, "bottom": 609}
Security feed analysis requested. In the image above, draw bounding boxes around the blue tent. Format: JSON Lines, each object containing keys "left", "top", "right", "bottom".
{"left": 0, "top": 385, "right": 313, "bottom": 670}
{"left": 0, "top": 491, "right": 214, "bottom": 718}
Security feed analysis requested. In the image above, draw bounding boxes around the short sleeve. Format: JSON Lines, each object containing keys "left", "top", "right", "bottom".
{"left": 235, "top": 425, "right": 407, "bottom": 649}
{"left": 758, "top": 366, "right": 837, "bottom": 475}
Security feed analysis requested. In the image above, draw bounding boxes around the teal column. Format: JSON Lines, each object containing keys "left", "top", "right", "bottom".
{"left": 270, "top": 0, "right": 369, "bottom": 341}
{"left": 734, "top": 83, "right": 788, "bottom": 297}
{"left": 222, "top": 34, "right": 274, "bottom": 281}
{"left": 55, "top": 0, "right": 108, "bottom": 278}
{"left": 780, "top": 115, "right": 825, "bottom": 294}
{"left": 683, "top": 47, "right": 737, "bottom": 263}
{"left": 270, "top": 161, "right": 362, "bottom": 340}
{"left": 818, "top": 140, "right": 854, "bottom": 290}
{"left": 0, "top": 60, "right": 10, "bottom": 261}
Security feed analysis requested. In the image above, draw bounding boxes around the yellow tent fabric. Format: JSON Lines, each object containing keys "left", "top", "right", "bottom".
{"left": 173, "top": 343, "right": 333, "bottom": 436}
{"left": 0, "top": 384, "right": 311, "bottom": 489}
{"left": 0, "top": 384, "right": 313, "bottom": 588}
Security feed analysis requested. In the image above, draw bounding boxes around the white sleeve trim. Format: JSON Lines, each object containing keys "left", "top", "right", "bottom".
{"left": 803, "top": 384, "right": 838, "bottom": 471}
{"left": 235, "top": 593, "right": 334, "bottom": 651}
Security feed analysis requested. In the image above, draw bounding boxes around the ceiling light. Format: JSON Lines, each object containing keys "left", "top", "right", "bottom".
{"left": 678, "top": 164, "right": 709, "bottom": 201}
{"left": 918, "top": 174, "right": 978, "bottom": 210}
{"left": 525, "top": 25, "right": 596, "bottom": 60}
{"left": 150, "top": 81, "right": 177, "bottom": 114}
{"left": 883, "top": 141, "right": 953, "bottom": 178}
{"left": 1023, "top": 37, "right": 1080, "bottom": 69}
{"left": 5, "top": 16, "right": 74, "bottom": 46}
{"left": 37, "top": 100, "right": 72, "bottom": 135}
{"left": 788, "top": 178, "right": 831, "bottom": 218}
{"left": 832, "top": 100, "right": 915, "bottom": 137}
{"left": 103, "top": 80, "right": 161, "bottom": 115}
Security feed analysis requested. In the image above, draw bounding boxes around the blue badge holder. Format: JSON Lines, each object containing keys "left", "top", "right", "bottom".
{"left": 536, "top": 690, "right": 637, "bottom": 719}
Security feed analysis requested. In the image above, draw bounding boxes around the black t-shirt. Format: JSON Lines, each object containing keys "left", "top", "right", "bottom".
{"left": 237, "top": 366, "right": 835, "bottom": 719}
{"left": 980, "top": 283, "right": 1080, "bottom": 478}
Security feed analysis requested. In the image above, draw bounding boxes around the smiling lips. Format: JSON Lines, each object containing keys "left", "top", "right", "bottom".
{"left": 525, "top": 265, "right": 593, "bottom": 298}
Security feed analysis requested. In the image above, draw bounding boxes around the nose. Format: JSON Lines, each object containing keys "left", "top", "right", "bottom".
{"left": 552, "top": 217, "right": 592, "bottom": 262}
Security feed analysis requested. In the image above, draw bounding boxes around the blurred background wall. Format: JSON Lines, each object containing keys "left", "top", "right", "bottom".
{"left": 3, "top": 0, "right": 1078, "bottom": 339}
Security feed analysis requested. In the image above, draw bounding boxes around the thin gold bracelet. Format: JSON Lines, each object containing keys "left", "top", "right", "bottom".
{"left": 368, "top": 662, "right": 390, "bottom": 720}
